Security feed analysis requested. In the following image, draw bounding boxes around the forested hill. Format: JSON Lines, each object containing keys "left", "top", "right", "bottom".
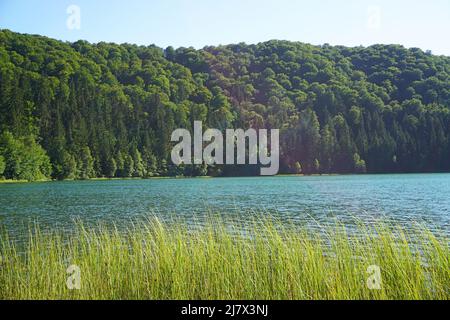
{"left": 1, "top": 29, "right": 449, "bottom": 181}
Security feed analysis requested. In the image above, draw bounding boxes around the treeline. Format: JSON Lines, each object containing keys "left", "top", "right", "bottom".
{"left": 0, "top": 29, "right": 449, "bottom": 181}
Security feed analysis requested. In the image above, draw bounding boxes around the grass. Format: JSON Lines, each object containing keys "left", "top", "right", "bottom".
{"left": 0, "top": 179, "right": 33, "bottom": 184}
{"left": 0, "top": 217, "right": 448, "bottom": 300}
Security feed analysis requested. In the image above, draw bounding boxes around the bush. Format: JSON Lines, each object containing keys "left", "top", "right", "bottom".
{"left": 0, "top": 131, "right": 51, "bottom": 181}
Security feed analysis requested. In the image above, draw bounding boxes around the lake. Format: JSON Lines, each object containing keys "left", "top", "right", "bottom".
{"left": 0, "top": 174, "right": 449, "bottom": 237}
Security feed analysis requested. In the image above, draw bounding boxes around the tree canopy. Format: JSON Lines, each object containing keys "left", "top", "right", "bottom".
{"left": 0, "top": 30, "right": 449, "bottom": 180}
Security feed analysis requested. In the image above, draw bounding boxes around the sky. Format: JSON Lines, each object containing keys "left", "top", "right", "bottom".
{"left": 0, "top": 0, "right": 449, "bottom": 55}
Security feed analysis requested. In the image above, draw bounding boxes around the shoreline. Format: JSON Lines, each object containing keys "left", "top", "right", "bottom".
{"left": 1, "top": 171, "right": 450, "bottom": 184}
{"left": 0, "top": 172, "right": 450, "bottom": 185}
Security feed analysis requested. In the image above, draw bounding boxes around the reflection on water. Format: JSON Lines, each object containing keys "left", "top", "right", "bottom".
{"left": 0, "top": 174, "right": 449, "bottom": 238}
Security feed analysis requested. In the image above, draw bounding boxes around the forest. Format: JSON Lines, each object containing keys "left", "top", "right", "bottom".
{"left": 0, "top": 29, "right": 449, "bottom": 181}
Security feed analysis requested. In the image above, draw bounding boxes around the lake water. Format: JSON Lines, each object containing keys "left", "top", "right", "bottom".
{"left": 0, "top": 174, "right": 449, "bottom": 237}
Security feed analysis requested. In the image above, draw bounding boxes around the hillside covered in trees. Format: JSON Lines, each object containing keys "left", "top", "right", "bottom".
{"left": 0, "top": 29, "right": 449, "bottom": 181}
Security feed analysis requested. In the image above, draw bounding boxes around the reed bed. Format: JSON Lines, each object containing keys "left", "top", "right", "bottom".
{"left": 0, "top": 218, "right": 448, "bottom": 300}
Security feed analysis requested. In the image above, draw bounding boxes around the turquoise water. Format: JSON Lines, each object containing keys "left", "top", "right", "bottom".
{"left": 0, "top": 174, "right": 449, "bottom": 236}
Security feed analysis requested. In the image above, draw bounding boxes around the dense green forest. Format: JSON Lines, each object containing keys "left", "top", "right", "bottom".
{"left": 0, "top": 29, "right": 449, "bottom": 181}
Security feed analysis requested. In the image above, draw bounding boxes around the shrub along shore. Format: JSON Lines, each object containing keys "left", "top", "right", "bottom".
{"left": 0, "top": 218, "right": 448, "bottom": 300}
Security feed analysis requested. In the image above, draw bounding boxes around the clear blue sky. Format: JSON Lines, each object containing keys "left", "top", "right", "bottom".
{"left": 1, "top": 0, "right": 449, "bottom": 55}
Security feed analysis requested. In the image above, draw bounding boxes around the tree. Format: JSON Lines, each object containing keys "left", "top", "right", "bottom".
{"left": 61, "top": 151, "right": 77, "bottom": 180}
{"left": 193, "top": 163, "right": 208, "bottom": 176}
{"left": 208, "top": 87, "right": 234, "bottom": 129}
{"left": 353, "top": 153, "right": 367, "bottom": 173}
{"left": 123, "top": 155, "right": 134, "bottom": 177}
{"left": 294, "top": 162, "right": 302, "bottom": 174}
{"left": 131, "top": 147, "right": 145, "bottom": 177}
{"left": 0, "top": 131, "right": 51, "bottom": 181}
{"left": 296, "top": 108, "right": 321, "bottom": 173}
{"left": 1, "top": 30, "right": 449, "bottom": 178}
{"left": 313, "top": 159, "right": 320, "bottom": 173}
{"left": 0, "top": 155, "right": 5, "bottom": 177}
{"left": 78, "top": 146, "right": 95, "bottom": 179}
{"left": 104, "top": 157, "right": 117, "bottom": 178}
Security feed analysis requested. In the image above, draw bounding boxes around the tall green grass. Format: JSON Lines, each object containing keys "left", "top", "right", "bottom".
{"left": 0, "top": 218, "right": 448, "bottom": 300}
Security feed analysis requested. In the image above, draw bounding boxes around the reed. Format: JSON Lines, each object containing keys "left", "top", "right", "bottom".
{"left": 0, "top": 218, "right": 448, "bottom": 300}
